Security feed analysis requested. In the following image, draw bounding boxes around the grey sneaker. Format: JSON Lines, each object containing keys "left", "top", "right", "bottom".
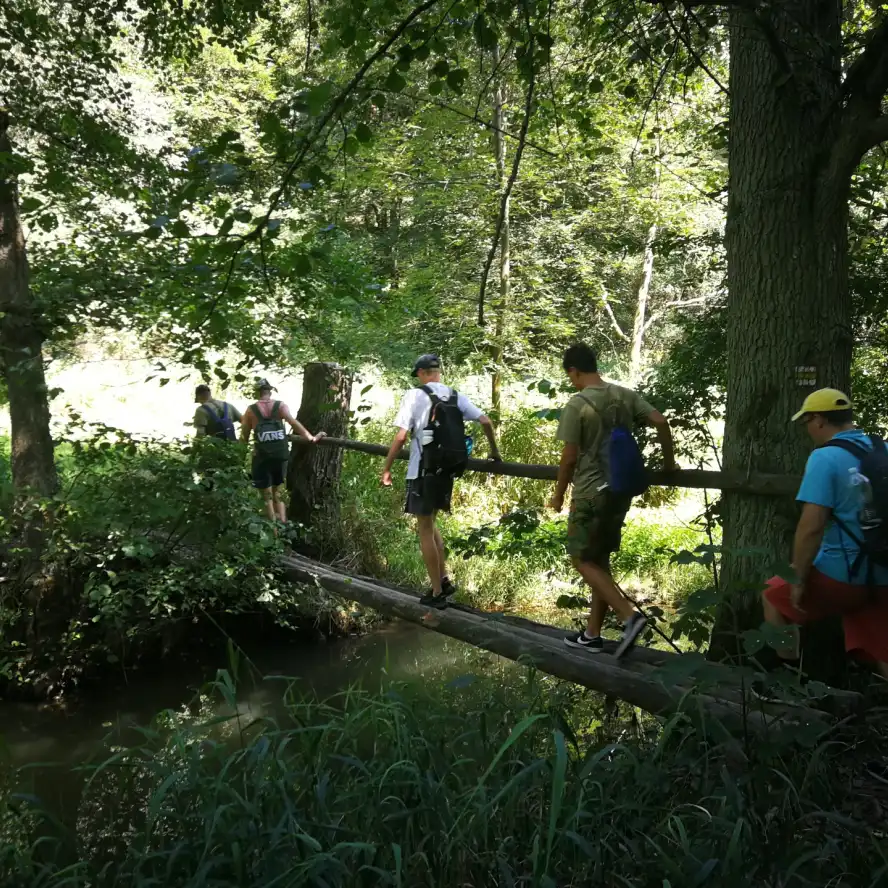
{"left": 614, "top": 613, "right": 647, "bottom": 659}
{"left": 563, "top": 633, "right": 604, "bottom": 652}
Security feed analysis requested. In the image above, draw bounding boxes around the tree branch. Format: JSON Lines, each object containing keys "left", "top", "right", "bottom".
{"left": 601, "top": 296, "right": 629, "bottom": 341}
{"left": 478, "top": 42, "right": 535, "bottom": 327}
{"left": 257, "top": 0, "right": 445, "bottom": 236}
{"left": 829, "top": 16, "right": 888, "bottom": 177}
{"left": 843, "top": 16, "right": 888, "bottom": 109}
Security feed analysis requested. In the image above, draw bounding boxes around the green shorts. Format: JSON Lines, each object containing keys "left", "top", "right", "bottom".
{"left": 567, "top": 491, "right": 632, "bottom": 566}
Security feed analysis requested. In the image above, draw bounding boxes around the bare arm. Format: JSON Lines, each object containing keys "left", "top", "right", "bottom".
{"left": 478, "top": 415, "right": 501, "bottom": 459}
{"left": 549, "top": 443, "right": 579, "bottom": 511}
{"left": 381, "top": 428, "right": 409, "bottom": 486}
{"left": 646, "top": 410, "right": 677, "bottom": 471}
{"left": 793, "top": 503, "right": 830, "bottom": 584}
{"left": 279, "top": 404, "right": 317, "bottom": 441}
{"left": 240, "top": 411, "right": 252, "bottom": 444}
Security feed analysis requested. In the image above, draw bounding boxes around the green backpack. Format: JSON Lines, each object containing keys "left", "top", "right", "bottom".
{"left": 250, "top": 401, "right": 290, "bottom": 460}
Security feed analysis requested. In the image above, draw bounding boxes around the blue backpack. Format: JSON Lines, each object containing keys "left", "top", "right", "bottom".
{"left": 202, "top": 402, "right": 237, "bottom": 441}
{"left": 580, "top": 387, "right": 649, "bottom": 497}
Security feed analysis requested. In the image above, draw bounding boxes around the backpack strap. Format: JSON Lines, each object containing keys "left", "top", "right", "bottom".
{"left": 270, "top": 400, "right": 281, "bottom": 420}
{"left": 420, "top": 384, "right": 441, "bottom": 406}
{"left": 221, "top": 402, "right": 229, "bottom": 420}
{"left": 822, "top": 438, "right": 869, "bottom": 459}
{"left": 200, "top": 403, "right": 218, "bottom": 421}
{"left": 820, "top": 436, "right": 873, "bottom": 577}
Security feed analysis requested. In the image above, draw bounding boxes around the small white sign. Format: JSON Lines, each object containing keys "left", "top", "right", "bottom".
{"left": 795, "top": 366, "right": 817, "bottom": 387}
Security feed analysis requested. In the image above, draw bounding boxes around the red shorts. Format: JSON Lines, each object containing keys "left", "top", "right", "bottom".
{"left": 764, "top": 569, "right": 888, "bottom": 663}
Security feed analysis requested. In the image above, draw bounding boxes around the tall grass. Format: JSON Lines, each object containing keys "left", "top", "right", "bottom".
{"left": 3, "top": 665, "right": 884, "bottom": 887}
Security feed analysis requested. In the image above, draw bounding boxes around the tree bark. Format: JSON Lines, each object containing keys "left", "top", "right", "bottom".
{"left": 288, "top": 362, "right": 352, "bottom": 550}
{"left": 0, "top": 112, "right": 57, "bottom": 501}
{"left": 490, "top": 44, "right": 510, "bottom": 415}
{"left": 712, "top": 3, "right": 851, "bottom": 663}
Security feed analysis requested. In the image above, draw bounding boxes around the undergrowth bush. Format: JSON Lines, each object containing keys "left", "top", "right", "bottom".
{"left": 0, "top": 426, "right": 348, "bottom": 694}
{"left": 3, "top": 665, "right": 885, "bottom": 887}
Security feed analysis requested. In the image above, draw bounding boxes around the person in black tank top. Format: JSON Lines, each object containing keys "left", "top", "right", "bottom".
{"left": 241, "top": 380, "right": 325, "bottom": 523}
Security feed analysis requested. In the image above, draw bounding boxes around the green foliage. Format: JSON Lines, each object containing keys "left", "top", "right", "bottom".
{"left": 2, "top": 668, "right": 885, "bottom": 886}
{"left": 0, "top": 428, "right": 348, "bottom": 691}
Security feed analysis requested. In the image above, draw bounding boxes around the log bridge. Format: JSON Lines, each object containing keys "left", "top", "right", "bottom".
{"left": 281, "top": 552, "right": 859, "bottom": 735}
{"left": 283, "top": 434, "right": 854, "bottom": 735}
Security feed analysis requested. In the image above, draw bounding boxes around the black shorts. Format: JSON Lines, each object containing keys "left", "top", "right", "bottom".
{"left": 252, "top": 455, "right": 288, "bottom": 490}
{"left": 405, "top": 475, "right": 454, "bottom": 516}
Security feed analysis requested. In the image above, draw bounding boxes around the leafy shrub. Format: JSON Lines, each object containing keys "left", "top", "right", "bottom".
{"left": 0, "top": 427, "right": 349, "bottom": 693}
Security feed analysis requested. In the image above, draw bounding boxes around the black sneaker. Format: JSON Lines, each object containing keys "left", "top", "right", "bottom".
{"left": 441, "top": 577, "right": 457, "bottom": 599}
{"left": 419, "top": 590, "right": 450, "bottom": 609}
{"left": 563, "top": 633, "right": 604, "bottom": 652}
{"left": 614, "top": 613, "right": 647, "bottom": 659}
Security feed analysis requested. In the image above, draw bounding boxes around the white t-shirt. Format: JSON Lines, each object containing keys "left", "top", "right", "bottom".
{"left": 394, "top": 382, "right": 484, "bottom": 479}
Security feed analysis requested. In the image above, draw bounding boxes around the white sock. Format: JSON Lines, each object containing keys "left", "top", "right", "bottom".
{"left": 582, "top": 631, "right": 601, "bottom": 640}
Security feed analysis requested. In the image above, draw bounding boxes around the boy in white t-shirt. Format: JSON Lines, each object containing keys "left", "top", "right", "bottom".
{"left": 381, "top": 354, "right": 501, "bottom": 607}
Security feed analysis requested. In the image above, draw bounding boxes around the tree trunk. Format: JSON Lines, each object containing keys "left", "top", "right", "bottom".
{"left": 629, "top": 221, "right": 657, "bottom": 385}
{"left": 629, "top": 148, "right": 660, "bottom": 385}
{"left": 288, "top": 362, "right": 352, "bottom": 551}
{"left": 490, "top": 44, "right": 510, "bottom": 416}
{"left": 0, "top": 112, "right": 57, "bottom": 501}
{"left": 712, "top": 3, "right": 850, "bottom": 668}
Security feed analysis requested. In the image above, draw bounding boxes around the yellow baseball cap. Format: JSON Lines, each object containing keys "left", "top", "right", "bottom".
{"left": 791, "top": 388, "right": 852, "bottom": 422}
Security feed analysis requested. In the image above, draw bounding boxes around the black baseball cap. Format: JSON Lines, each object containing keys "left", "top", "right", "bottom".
{"left": 411, "top": 354, "right": 441, "bottom": 377}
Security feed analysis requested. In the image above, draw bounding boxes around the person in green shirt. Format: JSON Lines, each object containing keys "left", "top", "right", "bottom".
{"left": 193, "top": 384, "right": 243, "bottom": 439}
{"left": 548, "top": 343, "right": 677, "bottom": 657}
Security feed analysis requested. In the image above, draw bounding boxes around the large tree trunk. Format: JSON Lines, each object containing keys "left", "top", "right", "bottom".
{"left": 0, "top": 112, "right": 57, "bottom": 501}
{"left": 490, "top": 44, "right": 510, "bottom": 416}
{"left": 288, "top": 362, "right": 352, "bottom": 552}
{"left": 712, "top": 3, "right": 850, "bottom": 668}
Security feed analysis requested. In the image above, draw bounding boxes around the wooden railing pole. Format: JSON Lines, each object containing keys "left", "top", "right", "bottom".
{"left": 291, "top": 436, "right": 801, "bottom": 496}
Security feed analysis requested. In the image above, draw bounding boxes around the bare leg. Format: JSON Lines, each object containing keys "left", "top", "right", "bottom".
{"left": 417, "top": 514, "right": 442, "bottom": 595}
{"left": 571, "top": 557, "right": 635, "bottom": 623}
{"left": 261, "top": 488, "right": 275, "bottom": 521}
{"left": 434, "top": 525, "right": 447, "bottom": 582}
{"left": 761, "top": 590, "right": 799, "bottom": 659}
{"left": 272, "top": 485, "right": 286, "bottom": 523}
{"left": 586, "top": 593, "right": 609, "bottom": 637}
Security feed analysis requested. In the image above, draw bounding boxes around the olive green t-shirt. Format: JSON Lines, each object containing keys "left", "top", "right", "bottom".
{"left": 556, "top": 383, "right": 655, "bottom": 501}
{"left": 193, "top": 399, "right": 243, "bottom": 436}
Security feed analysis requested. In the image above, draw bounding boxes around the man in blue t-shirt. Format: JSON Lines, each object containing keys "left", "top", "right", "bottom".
{"left": 762, "top": 388, "right": 888, "bottom": 675}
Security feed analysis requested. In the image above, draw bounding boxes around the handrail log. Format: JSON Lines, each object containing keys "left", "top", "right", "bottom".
{"left": 295, "top": 436, "right": 800, "bottom": 496}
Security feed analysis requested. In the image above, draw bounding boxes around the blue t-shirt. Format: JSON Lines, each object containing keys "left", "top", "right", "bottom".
{"left": 797, "top": 429, "right": 888, "bottom": 584}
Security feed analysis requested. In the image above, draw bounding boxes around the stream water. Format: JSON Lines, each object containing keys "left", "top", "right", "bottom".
{"left": 0, "top": 622, "right": 491, "bottom": 820}
{"left": 0, "top": 623, "right": 475, "bottom": 768}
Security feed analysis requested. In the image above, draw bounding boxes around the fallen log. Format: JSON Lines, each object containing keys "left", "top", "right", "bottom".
{"left": 280, "top": 554, "right": 834, "bottom": 733}
{"left": 294, "top": 436, "right": 800, "bottom": 496}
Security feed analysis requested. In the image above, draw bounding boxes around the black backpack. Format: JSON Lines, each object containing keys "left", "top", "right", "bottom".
{"left": 822, "top": 434, "right": 888, "bottom": 574}
{"left": 249, "top": 401, "right": 290, "bottom": 460}
{"left": 420, "top": 385, "right": 469, "bottom": 478}
{"left": 201, "top": 402, "right": 237, "bottom": 441}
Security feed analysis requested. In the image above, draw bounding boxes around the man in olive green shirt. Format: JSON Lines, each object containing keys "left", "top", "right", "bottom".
{"left": 193, "top": 384, "right": 243, "bottom": 438}
{"left": 549, "top": 343, "right": 677, "bottom": 657}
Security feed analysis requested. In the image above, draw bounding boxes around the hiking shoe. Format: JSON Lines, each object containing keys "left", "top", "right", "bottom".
{"left": 441, "top": 577, "right": 457, "bottom": 599}
{"left": 419, "top": 590, "right": 450, "bottom": 609}
{"left": 614, "top": 613, "right": 647, "bottom": 659}
{"left": 563, "top": 633, "right": 604, "bottom": 653}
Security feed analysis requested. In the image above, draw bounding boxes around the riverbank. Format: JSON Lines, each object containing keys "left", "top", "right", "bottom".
{"left": 3, "top": 622, "right": 886, "bottom": 887}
